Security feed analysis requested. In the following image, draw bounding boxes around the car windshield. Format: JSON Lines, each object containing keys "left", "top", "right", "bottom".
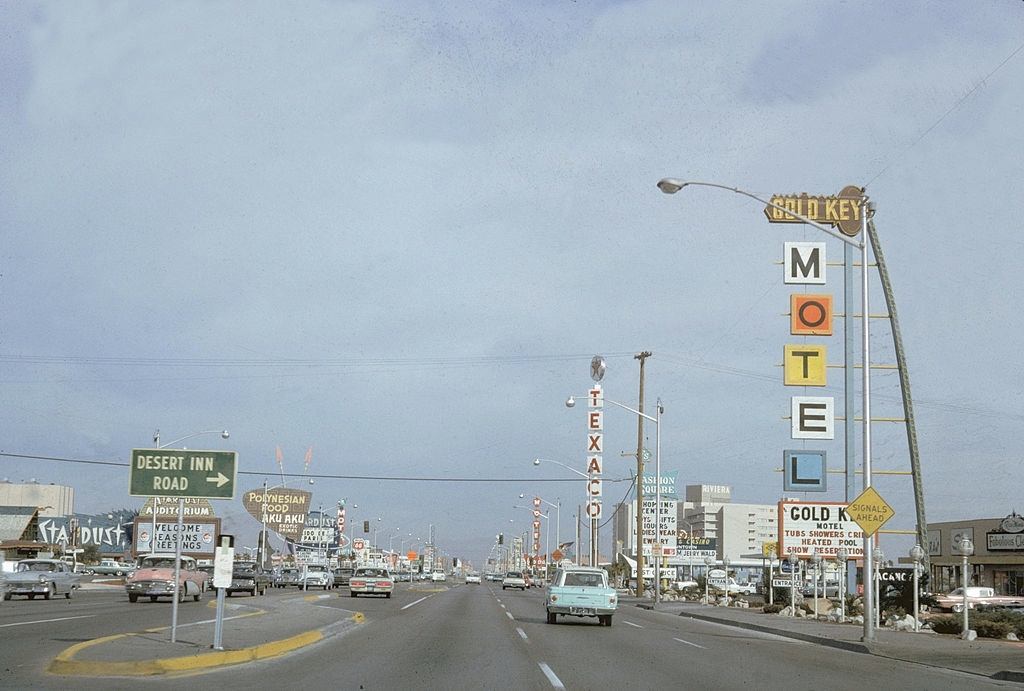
{"left": 234, "top": 567, "right": 256, "bottom": 575}
{"left": 18, "top": 561, "right": 57, "bottom": 572}
{"left": 563, "top": 572, "right": 604, "bottom": 587}
{"left": 307, "top": 565, "right": 327, "bottom": 572}
{"left": 355, "top": 568, "right": 386, "bottom": 577}
{"left": 140, "top": 557, "right": 181, "bottom": 569}
{"left": 506, "top": 572, "right": 523, "bottom": 578}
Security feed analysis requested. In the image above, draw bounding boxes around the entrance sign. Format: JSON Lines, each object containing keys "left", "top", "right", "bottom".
{"left": 784, "top": 345, "right": 827, "bottom": 386}
{"left": 791, "top": 397, "right": 834, "bottom": 439}
{"left": 130, "top": 449, "right": 237, "bottom": 499}
{"left": 764, "top": 186, "right": 865, "bottom": 237}
{"left": 791, "top": 294, "right": 833, "bottom": 335}
{"left": 783, "top": 450, "right": 827, "bottom": 492}
{"left": 778, "top": 500, "right": 865, "bottom": 558}
{"left": 845, "top": 486, "right": 895, "bottom": 537}
{"left": 783, "top": 242, "right": 826, "bottom": 284}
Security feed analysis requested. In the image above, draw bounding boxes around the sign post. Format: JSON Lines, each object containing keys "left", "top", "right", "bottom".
{"left": 129, "top": 448, "right": 237, "bottom": 644}
{"left": 212, "top": 534, "right": 234, "bottom": 650}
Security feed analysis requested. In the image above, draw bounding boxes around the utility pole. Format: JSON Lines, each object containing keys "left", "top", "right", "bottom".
{"left": 634, "top": 351, "right": 651, "bottom": 597}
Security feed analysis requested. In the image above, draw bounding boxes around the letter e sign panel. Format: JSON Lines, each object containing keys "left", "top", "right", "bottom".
{"left": 791, "top": 397, "right": 834, "bottom": 439}
{"left": 791, "top": 294, "right": 833, "bottom": 335}
{"left": 784, "top": 345, "right": 827, "bottom": 386}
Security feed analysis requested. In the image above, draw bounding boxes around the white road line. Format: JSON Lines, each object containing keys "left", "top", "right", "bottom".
{"left": 538, "top": 662, "right": 565, "bottom": 690}
{"left": 505, "top": 611, "right": 514, "bottom": 620}
{"left": 622, "top": 620, "right": 644, "bottom": 628}
{"left": 516, "top": 627, "right": 528, "bottom": 641}
{"left": 0, "top": 614, "right": 95, "bottom": 629}
{"left": 174, "top": 612, "right": 259, "bottom": 629}
{"left": 401, "top": 595, "right": 430, "bottom": 611}
{"left": 674, "top": 637, "right": 707, "bottom": 649}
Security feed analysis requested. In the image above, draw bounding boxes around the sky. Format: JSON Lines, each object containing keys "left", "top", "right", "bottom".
{"left": 1, "top": 1, "right": 1023, "bottom": 566}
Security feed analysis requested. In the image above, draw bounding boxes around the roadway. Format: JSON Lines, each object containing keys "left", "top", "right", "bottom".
{"left": 0, "top": 580, "right": 1016, "bottom": 689}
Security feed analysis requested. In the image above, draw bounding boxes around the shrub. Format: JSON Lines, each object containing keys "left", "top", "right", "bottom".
{"left": 929, "top": 616, "right": 962, "bottom": 635}
{"left": 974, "top": 620, "right": 1014, "bottom": 639}
{"left": 762, "top": 603, "right": 784, "bottom": 614}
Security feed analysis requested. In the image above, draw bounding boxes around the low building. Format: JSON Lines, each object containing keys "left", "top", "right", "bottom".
{"left": 927, "top": 513, "right": 1024, "bottom": 596}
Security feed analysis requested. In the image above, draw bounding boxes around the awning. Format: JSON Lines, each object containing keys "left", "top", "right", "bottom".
{"left": 0, "top": 506, "right": 37, "bottom": 542}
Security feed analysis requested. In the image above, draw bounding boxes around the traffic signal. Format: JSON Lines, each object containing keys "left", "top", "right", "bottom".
{"left": 363, "top": 520, "right": 370, "bottom": 533}
{"left": 498, "top": 533, "right": 504, "bottom": 545}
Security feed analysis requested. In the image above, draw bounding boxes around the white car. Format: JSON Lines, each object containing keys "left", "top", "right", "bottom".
{"left": 502, "top": 571, "right": 527, "bottom": 590}
{"left": 465, "top": 572, "right": 482, "bottom": 584}
{"left": 431, "top": 570, "right": 447, "bottom": 582}
{"left": 301, "top": 564, "right": 332, "bottom": 590}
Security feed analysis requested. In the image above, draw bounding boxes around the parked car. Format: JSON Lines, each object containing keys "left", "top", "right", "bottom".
{"left": 502, "top": 571, "right": 527, "bottom": 590}
{"left": 349, "top": 567, "right": 394, "bottom": 598}
{"left": 83, "top": 559, "right": 135, "bottom": 577}
{"left": 466, "top": 572, "right": 482, "bottom": 584}
{"left": 227, "top": 563, "right": 271, "bottom": 596}
{"left": 545, "top": 566, "right": 617, "bottom": 626}
{"left": 672, "top": 580, "right": 699, "bottom": 591}
{"left": 125, "top": 554, "right": 205, "bottom": 603}
{"left": 333, "top": 567, "right": 354, "bottom": 588}
{"left": 727, "top": 579, "right": 758, "bottom": 596}
{"left": 197, "top": 564, "right": 215, "bottom": 590}
{"left": 4, "top": 559, "right": 80, "bottom": 600}
{"left": 301, "top": 564, "right": 332, "bottom": 590}
{"left": 275, "top": 568, "right": 301, "bottom": 588}
{"left": 933, "top": 587, "right": 1024, "bottom": 613}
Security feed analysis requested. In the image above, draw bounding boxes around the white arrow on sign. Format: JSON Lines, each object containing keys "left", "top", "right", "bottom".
{"left": 206, "top": 472, "right": 230, "bottom": 487}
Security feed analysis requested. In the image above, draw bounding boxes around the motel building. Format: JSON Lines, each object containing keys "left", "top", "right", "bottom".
{"left": 926, "top": 513, "right": 1024, "bottom": 596}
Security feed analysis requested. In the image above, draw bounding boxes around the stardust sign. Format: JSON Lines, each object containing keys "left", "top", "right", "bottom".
{"left": 242, "top": 487, "right": 311, "bottom": 541}
{"left": 778, "top": 500, "right": 865, "bottom": 559}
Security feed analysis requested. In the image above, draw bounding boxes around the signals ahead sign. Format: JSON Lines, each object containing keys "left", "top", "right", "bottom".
{"left": 130, "top": 449, "right": 238, "bottom": 499}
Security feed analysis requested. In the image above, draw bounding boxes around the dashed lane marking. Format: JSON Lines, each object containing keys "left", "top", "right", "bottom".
{"left": 0, "top": 614, "right": 95, "bottom": 629}
{"left": 401, "top": 596, "right": 430, "bottom": 611}
{"left": 516, "top": 627, "right": 528, "bottom": 641}
{"left": 622, "top": 620, "right": 643, "bottom": 628}
{"left": 505, "top": 611, "right": 514, "bottom": 620}
{"left": 674, "top": 637, "right": 707, "bottom": 649}
{"left": 538, "top": 662, "right": 565, "bottom": 689}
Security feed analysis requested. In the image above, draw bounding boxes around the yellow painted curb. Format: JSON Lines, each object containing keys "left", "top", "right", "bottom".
{"left": 351, "top": 612, "right": 365, "bottom": 624}
{"left": 48, "top": 629, "right": 324, "bottom": 677}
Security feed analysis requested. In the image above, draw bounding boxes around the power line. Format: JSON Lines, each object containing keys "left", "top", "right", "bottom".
{"left": 0, "top": 452, "right": 630, "bottom": 483}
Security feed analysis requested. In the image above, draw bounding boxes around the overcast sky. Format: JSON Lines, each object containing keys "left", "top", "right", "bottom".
{"left": 2, "top": 1, "right": 1022, "bottom": 564}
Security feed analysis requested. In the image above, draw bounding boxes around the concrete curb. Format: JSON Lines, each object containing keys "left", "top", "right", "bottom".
{"left": 47, "top": 610, "right": 363, "bottom": 677}
{"left": 670, "top": 607, "right": 871, "bottom": 654}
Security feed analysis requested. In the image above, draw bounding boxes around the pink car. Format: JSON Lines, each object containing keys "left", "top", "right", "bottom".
{"left": 125, "top": 554, "right": 206, "bottom": 603}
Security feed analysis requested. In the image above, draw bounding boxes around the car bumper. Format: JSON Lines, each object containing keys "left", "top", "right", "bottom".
{"left": 546, "top": 605, "right": 617, "bottom": 617}
{"left": 351, "top": 585, "right": 393, "bottom": 594}
{"left": 126, "top": 583, "right": 177, "bottom": 596}
{"left": 9, "top": 584, "right": 55, "bottom": 595}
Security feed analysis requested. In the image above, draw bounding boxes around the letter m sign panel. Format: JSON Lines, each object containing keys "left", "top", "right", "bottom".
{"left": 784, "top": 242, "right": 826, "bottom": 284}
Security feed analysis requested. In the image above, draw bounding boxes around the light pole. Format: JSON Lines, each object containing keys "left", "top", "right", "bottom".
{"left": 565, "top": 395, "right": 662, "bottom": 605}
{"left": 960, "top": 538, "right": 974, "bottom": 639}
{"left": 152, "top": 428, "right": 229, "bottom": 645}
{"left": 533, "top": 459, "right": 588, "bottom": 565}
{"left": 873, "top": 547, "right": 885, "bottom": 629}
{"left": 788, "top": 552, "right": 799, "bottom": 616}
{"left": 837, "top": 548, "right": 849, "bottom": 623}
{"left": 910, "top": 544, "right": 925, "bottom": 633}
{"left": 811, "top": 550, "right": 822, "bottom": 620}
{"left": 767, "top": 547, "right": 776, "bottom": 606}
{"left": 723, "top": 555, "right": 731, "bottom": 599}
{"left": 658, "top": 177, "right": 876, "bottom": 641}
{"left": 703, "top": 556, "right": 714, "bottom": 605}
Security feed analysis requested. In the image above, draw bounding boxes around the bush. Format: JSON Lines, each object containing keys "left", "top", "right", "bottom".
{"left": 973, "top": 609, "right": 1024, "bottom": 636}
{"left": 762, "top": 603, "right": 784, "bottom": 614}
{"left": 929, "top": 616, "right": 962, "bottom": 635}
{"left": 974, "top": 620, "right": 1014, "bottom": 639}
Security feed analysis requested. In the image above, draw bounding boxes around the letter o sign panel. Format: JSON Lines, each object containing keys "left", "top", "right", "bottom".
{"left": 791, "top": 294, "right": 833, "bottom": 335}
{"left": 585, "top": 501, "right": 602, "bottom": 519}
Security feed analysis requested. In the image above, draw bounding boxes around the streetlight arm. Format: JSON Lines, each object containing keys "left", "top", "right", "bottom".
{"left": 657, "top": 179, "right": 862, "bottom": 249}
{"left": 604, "top": 398, "right": 658, "bottom": 423}
{"left": 533, "top": 458, "right": 588, "bottom": 479}
{"left": 158, "top": 429, "right": 230, "bottom": 449}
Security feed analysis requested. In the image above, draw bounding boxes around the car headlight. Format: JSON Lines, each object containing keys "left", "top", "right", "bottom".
{"left": 39, "top": 575, "right": 48, "bottom": 584}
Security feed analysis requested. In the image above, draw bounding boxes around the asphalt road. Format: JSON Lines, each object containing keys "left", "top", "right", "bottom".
{"left": 1, "top": 581, "right": 1018, "bottom": 689}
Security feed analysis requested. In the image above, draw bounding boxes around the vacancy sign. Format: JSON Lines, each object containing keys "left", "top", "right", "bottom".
{"left": 845, "top": 486, "right": 895, "bottom": 537}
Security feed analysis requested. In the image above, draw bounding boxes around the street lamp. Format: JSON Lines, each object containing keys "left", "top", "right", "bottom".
{"left": 960, "top": 538, "right": 975, "bottom": 640}
{"left": 873, "top": 547, "right": 885, "bottom": 629}
{"left": 658, "top": 177, "right": 877, "bottom": 641}
{"left": 837, "top": 548, "right": 849, "bottom": 623}
{"left": 910, "top": 544, "right": 925, "bottom": 633}
{"left": 811, "top": 550, "right": 822, "bottom": 620}
{"left": 788, "top": 551, "right": 799, "bottom": 616}
{"left": 566, "top": 395, "right": 663, "bottom": 606}
{"left": 703, "top": 556, "right": 714, "bottom": 605}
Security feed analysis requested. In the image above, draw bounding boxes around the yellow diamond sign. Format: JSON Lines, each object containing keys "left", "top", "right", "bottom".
{"left": 846, "top": 486, "right": 895, "bottom": 537}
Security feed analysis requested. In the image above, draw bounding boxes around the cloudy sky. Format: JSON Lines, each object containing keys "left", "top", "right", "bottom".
{"left": 2, "top": 1, "right": 1022, "bottom": 564}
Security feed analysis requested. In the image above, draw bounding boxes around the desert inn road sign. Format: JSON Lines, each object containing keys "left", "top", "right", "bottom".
{"left": 129, "top": 448, "right": 238, "bottom": 499}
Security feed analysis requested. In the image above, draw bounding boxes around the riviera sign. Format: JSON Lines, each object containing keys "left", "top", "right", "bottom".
{"left": 129, "top": 448, "right": 238, "bottom": 499}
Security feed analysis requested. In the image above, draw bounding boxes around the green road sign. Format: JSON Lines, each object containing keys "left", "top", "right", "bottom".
{"left": 129, "top": 448, "right": 238, "bottom": 499}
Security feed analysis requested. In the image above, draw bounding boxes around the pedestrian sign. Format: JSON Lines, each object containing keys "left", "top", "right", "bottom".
{"left": 846, "top": 486, "right": 894, "bottom": 537}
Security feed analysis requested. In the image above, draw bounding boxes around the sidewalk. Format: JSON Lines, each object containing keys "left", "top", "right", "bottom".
{"left": 48, "top": 592, "right": 361, "bottom": 677}
{"left": 627, "top": 598, "right": 1024, "bottom": 683}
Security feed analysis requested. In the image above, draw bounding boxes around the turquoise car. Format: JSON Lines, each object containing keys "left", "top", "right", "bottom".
{"left": 545, "top": 566, "right": 617, "bottom": 627}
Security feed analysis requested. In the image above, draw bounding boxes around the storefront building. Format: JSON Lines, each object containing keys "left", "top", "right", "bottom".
{"left": 927, "top": 512, "right": 1024, "bottom": 596}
